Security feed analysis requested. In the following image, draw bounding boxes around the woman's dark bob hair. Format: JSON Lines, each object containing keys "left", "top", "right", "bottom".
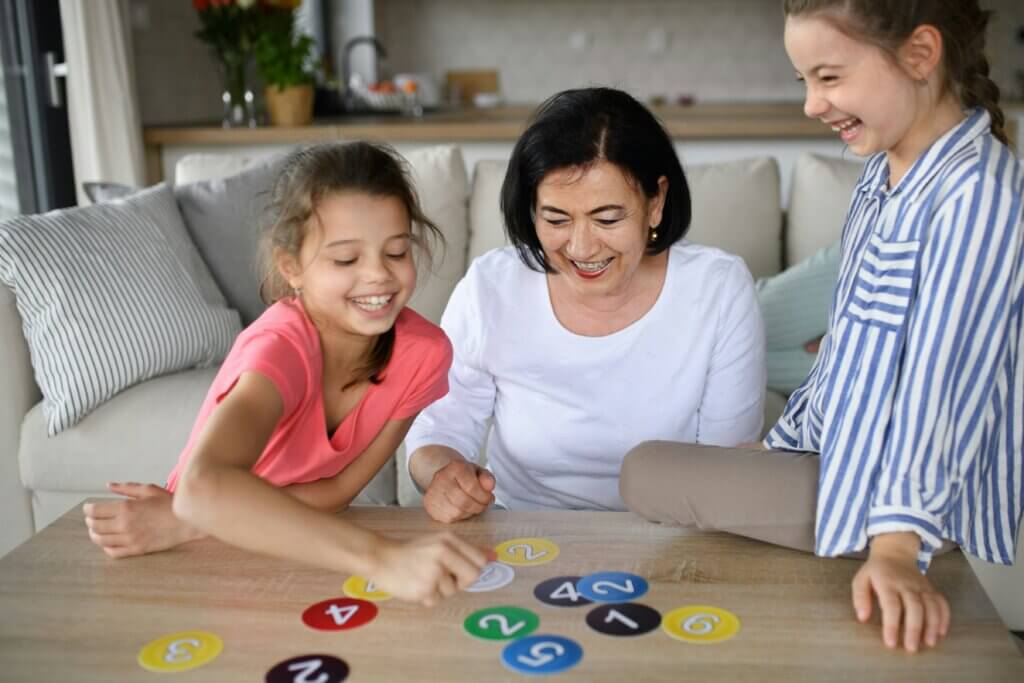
{"left": 500, "top": 87, "right": 691, "bottom": 272}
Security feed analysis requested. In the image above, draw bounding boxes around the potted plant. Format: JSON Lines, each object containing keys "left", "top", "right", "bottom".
{"left": 254, "top": 1, "right": 316, "bottom": 126}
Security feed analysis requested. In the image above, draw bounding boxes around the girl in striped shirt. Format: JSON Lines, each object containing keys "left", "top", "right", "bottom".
{"left": 621, "top": 0, "right": 1022, "bottom": 654}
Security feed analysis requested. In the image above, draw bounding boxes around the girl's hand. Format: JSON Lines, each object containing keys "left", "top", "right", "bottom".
{"left": 852, "top": 532, "right": 951, "bottom": 653}
{"left": 422, "top": 460, "right": 496, "bottom": 523}
{"left": 369, "top": 532, "right": 489, "bottom": 606}
{"left": 82, "top": 482, "right": 205, "bottom": 558}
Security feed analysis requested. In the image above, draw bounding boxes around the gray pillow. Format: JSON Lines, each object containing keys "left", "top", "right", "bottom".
{"left": 0, "top": 183, "right": 242, "bottom": 435}
{"left": 174, "top": 155, "right": 285, "bottom": 325}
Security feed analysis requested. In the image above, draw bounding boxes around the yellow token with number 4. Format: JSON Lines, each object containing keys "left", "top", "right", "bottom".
{"left": 137, "top": 630, "right": 223, "bottom": 672}
{"left": 494, "top": 537, "right": 560, "bottom": 566}
{"left": 662, "top": 605, "right": 740, "bottom": 644}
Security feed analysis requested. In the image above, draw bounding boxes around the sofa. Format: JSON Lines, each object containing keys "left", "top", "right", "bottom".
{"left": 3, "top": 144, "right": 1021, "bottom": 629}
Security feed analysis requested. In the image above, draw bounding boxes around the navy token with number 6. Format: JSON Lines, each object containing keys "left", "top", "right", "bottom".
{"left": 501, "top": 634, "right": 583, "bottom": 675}
{"left": 577, "top": 572, "right": 648, "bottom": 603}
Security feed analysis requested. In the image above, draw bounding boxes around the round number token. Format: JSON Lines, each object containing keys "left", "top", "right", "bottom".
{"left": 586, "top": 603, "right": 661, "bottom": 637}
{"left": 577, "top": 571, "right": 649, "bottom": 603}
{"left": 266, "top": 654, "right": 349, "bottom": 683}
{"left": 137, "top": 630, "right": 223, "bottom": 673}
{"left": 342, "top": 575, "right": 392, "bottom": 601}
{"left": 533, "top": 576, "right": 592, "bottom": 608}
{"left": 302, "top": 597, "right": 378, "bottom": 631}
{"left": 495, "top": 537, "right": 560, "bottom": 566}
{"left": 464, "top": 605, "right": 540, "bottom": 641}
{"left": 662, "top": 605, "right": 741, "bottom": 644}
{"left": 466, "top": 561, "right": 516, "bottom": 592}
{"left": 501, "top": 634, "right": 583, "bottom": 675}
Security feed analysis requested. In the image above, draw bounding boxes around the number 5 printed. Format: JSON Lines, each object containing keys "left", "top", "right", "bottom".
{"left": 502, "top": 635, "right": 583, "bottom": 675}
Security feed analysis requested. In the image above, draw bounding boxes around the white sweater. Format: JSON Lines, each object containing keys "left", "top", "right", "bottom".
{"left": 405, "top": 243, "right": 766, "bottom": 510}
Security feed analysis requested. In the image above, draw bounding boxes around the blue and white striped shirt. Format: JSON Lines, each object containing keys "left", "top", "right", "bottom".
{"left": 764, "top": 109, "right": 1024, "bottom": 568}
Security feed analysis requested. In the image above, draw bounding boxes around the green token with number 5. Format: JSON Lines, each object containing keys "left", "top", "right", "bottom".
{"left": 464, "top": 605, "right": 540, "bottom": 641}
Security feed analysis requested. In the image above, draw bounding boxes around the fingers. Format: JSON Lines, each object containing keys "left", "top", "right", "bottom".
{"left": 851, "top": 570, "right": 873, "bottom": 623}
{"left": 450, "top": 464, "right": 494, "bottom": 507}
{"left": 901, "top": 591, "right": 924, "bottom": 653}
{"left": 107, "top": 482, "right": 166, "bottom": 499}
{"left": 82, "top": 500, "right": 120, "bottom": 520}
{"left": 85, "top": 516, "right": 125, "bottom": 535}
{"left": 921, "top": 592, "right": 942, "bottom": 648}
{"left": 878, "top": 587, "right": 903, "bottom": 649}
{"left": 443, "top": 486, "right": 488, "bottom": 518}
{"left": 477, "top": 469, "right": 496, "bottom": 493}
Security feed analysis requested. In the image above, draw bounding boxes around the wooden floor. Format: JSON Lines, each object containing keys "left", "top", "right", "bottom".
{"left": 0, "top": 506, "right": 1021, "bottom": 682}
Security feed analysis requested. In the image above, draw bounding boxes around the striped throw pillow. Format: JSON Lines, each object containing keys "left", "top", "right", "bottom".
{"left": 0, "top": 183, "right": 242, "bottom": 435}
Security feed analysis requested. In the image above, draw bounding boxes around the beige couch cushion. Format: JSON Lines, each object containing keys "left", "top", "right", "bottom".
{"left": 19, "top": 367, "right": 396, "bottom": 505}
{"left": 468, "top": 156, "right": 783, "bottom": 279}
{"left": 786, "top": 153, "right": 864, "bottom": 266}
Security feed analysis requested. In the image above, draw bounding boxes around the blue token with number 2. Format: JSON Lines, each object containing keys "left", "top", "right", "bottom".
{"left": 501, "top": 634, "right": 583, "bottom": 675}
{"left": 577, "top": 571, "right": 649, "bottom": 603}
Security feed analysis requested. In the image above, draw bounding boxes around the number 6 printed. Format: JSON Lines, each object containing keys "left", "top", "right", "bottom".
{"left": 662, "top": 605, "right": 741, "bottom": 644}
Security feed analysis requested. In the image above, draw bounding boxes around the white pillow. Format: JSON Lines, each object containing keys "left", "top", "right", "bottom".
{"left": 0, "top": 183, "right": 241, "bottom": 435}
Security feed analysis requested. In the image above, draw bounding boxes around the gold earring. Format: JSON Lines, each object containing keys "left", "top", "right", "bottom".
{"left": 648, "top": 226, "right": 658, "bottom": 243}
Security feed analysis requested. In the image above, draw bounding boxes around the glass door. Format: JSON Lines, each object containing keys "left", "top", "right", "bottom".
{"left": 0, "top": 0, "right": 74, "bottom": 216}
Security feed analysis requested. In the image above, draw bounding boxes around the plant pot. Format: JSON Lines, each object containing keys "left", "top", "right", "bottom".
{"left": 265, "top": 84, "right": 314, "bottom": 126}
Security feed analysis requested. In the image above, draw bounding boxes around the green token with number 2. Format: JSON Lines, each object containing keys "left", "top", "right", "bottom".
{"left": 464, "top": 605, "right": 540, "bottom": 641}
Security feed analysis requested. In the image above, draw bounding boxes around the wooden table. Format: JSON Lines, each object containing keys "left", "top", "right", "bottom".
{"left": 0, "top": 505, "right": 1021, "bottom": 681}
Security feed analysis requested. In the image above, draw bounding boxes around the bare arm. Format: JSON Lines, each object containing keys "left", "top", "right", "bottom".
{"left": 172, "top": 372, "right": 488, "bottom": 604}
{"left": 285, "top": 416, "right": 417, "bottom": 512}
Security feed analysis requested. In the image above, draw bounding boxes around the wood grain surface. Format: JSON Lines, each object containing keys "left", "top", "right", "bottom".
{"left": 0, "top": 505, "right": 1020, "bottom": 682}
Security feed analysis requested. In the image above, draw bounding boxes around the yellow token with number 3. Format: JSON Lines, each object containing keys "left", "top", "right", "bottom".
{"left": 494, "top": 537, "right": 560, "bottom": 566}
{"left": 137, "top": 630, "right": 223, "bottom": 672}
{"left": 662, "top": 605, "right": 741, "bottom": 643}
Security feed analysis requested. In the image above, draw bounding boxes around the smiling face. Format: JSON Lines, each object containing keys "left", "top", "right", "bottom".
{"left": 784, "top": 14, "right": 920, "bottom": 158}
{"left": 534, "top": 160, "right": 666, "bottom": 299}
{"left": 279, "top": 191, "right": 417, "bottom": 340}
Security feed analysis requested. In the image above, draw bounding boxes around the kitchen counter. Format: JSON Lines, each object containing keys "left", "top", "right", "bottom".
{"left": 143, "top": 102, "right": 843, "bottom": 147}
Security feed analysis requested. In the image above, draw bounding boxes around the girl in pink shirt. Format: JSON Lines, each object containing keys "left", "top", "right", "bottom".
{"left": 84, "top": 142, "right": 488, "bottom": 606}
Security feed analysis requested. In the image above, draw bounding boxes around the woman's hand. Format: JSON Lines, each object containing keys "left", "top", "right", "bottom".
{"left": 422, "top": 460, "right": 496, "bottom": 523}
{"left": 83, "top": 482, "right": 205, "bottom": 558}
{"left": 852, "top": 532, "right": 950, "bottom": 653}
{"left": 369, "top": 532, "right": 488, "bottom": 606}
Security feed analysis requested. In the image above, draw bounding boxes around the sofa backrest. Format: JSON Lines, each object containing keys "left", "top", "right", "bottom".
{"left": 173, "top": 145, "right": 471, "bottom": 326}
{"left": 469, "top": 156, "right": 784, "bottom": 280}
{"left": 785, "top": 153, "right": 864, "bottom": 266}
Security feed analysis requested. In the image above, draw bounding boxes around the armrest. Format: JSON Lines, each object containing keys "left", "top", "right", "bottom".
{"left": 0, "top": 284, "right": 39, "bottom": 556}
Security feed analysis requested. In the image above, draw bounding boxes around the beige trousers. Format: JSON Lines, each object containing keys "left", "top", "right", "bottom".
{"left": 620, "top": 441, "right": 823, "bottom": 552}
{"left": 620, "top": 442, "right": 957, "bottom": 558}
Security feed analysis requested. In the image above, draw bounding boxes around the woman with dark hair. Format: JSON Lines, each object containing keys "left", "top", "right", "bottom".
{"left": 404, "top": 87, "right": 766, "bottom": 519}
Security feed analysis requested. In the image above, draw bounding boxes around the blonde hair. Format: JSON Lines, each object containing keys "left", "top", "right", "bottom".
{"left": 258, "top": 141, "right": 443, "bottom": 386}
{"left": 783, "top": 0, "right": 1009, "bottom": 146}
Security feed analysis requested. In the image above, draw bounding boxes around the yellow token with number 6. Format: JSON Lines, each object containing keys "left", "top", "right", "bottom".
{"left": 137, "top": 630, "right": 223, "bottom": 672}
{"left": 662, "top": 605, "right": 740, "bottom": 644}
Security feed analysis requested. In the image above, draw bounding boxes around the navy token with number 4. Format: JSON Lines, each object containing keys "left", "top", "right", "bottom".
{"left": 501, "top": 634, "right": 583, "bottom": 675}
{"left": 577, "top": 572, "right": 648, "bottom": 603}
{"left": 533, "top": 576, "right": 592, "bottom": 608}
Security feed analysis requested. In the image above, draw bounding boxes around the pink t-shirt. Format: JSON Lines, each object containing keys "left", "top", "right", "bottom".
{"left": 166, "top": 298, "right": 452, "bottom": 491}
